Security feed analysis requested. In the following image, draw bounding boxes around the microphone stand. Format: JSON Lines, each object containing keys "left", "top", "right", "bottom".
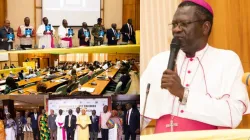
{"left": 140, "top": 83, "right": 151, "bottom": 131}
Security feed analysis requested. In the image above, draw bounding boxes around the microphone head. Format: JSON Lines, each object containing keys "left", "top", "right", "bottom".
{"left": 170, "top": 37, "right": 181, "bottom": 51}
{"left": 242, "top": 72, "right": 250, "bottom": 86}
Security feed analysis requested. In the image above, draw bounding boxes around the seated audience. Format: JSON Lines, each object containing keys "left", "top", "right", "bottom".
{"left": 36, "top": 82, "right": 47, "bottom": 94}
{"left": 4, "top": 77, "right": 18, "bottom": 94}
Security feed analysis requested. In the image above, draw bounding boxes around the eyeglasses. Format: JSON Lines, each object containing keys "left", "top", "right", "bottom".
{"left": 168, "top": 20, "right": 205, "bottom": 30}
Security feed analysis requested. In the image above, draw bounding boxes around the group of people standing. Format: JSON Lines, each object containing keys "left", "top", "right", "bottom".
{"left": 1, "top": 103, "right": 139, "bottom": 140}
{"left": 0, "top": 16, "right": 136, "bottom": 50}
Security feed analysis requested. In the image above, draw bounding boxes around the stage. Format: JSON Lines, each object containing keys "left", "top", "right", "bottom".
{"left": 0, "top": 44, "right": 140, "bottom": 54}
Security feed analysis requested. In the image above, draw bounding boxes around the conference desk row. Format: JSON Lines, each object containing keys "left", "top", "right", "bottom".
{"left": 70, "top": 66, "right": 120, "bottom": 95}
{"left": 8, "top": 66, "right": 119, "bottom": 95}
{"left": 10, "top": 69, "right": 89, "bottom": 95}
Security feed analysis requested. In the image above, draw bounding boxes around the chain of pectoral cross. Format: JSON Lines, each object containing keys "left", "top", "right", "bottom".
{"left": 166, "top": 47, "right": 209, "bottom": 132}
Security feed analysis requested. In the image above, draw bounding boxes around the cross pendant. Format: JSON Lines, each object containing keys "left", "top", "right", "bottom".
{"left": 166, "top": 119, "right": 178, "bottom": 132}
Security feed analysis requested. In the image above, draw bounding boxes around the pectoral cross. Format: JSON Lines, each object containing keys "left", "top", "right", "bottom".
{"left": 166, "top": 119, "right": 178, "bottom": 132}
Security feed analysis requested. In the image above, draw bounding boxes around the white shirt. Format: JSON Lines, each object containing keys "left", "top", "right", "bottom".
{"left": 58, "top": 25, "right": 68, "bottom": 39}
{"left": 26, "top": 73, "right": 37, "bottom": 79}
{"left": 18, "top": 25, "right": 34, "bottom": 45}
{"left": 68, "top": 115, "right": 72, "bottom": 127}
{"left": 140, "top": 44, "right": 249, "bottom": 128}
{"left": 100, "top": 112, "right": 111, "bottom": 129}
{"left": 127, "top": 23, "right": 132, "bottom": 35}
{"left": 36, "top": 24, "right": 55, "bottom": 49}
{"left": 127, "top": 108, "right": 132, "bottom": 125}
{"left": 34, "top": 113, "right": 37, "bottom": 120}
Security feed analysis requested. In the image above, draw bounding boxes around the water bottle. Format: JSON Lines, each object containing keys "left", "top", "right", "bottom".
{"left": 8, "top": 44, "right": 11, "bottom": 51}
{"left": 78, "top": 83, "right": 81, "bottom": 90}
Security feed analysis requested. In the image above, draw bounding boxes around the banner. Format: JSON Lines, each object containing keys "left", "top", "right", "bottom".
{"left": 48, "top": 98, "right": 108, "bottom": 116}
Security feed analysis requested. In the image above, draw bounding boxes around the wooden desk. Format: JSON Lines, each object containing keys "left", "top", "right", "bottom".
{"left": 11, "top": 69, "right": 88, "bottom": 95}
{"left": 70, "top": 67, "right": 120, "bottom": 95}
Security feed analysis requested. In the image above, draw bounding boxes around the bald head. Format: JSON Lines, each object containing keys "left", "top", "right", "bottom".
{"left": 62, "top": 19, "right": 68, "bottom": 28}
{"left": 4, "top": 20, "right": 10, "bottom": 28}
{"left": 24, "top": 17, "right": 30, "bottom": 26}
{"left": 42, "top": 17, "right": 48, "bottom": 25}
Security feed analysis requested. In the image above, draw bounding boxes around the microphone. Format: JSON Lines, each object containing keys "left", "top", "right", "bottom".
{"left": 140, "top": 83, "right": 151, "bottom": 131}
{"left": 167, "top": 38, "right": 181, "bottom": 70}
{"left": 242, "top": 73, "right": 250, "bottom": 86}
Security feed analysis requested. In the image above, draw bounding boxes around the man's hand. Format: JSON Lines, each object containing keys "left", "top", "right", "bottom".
{"left": 22, "top": 34, "right": 26, "bottom": 37}
{"left": 3, "top": 38, "right": 8, "bottom": 41}
{"left": 135, "top": 129, "right": 140, "bottom": 133}
{"left": 161, "top": 69, "right": 184, "bottom": 100}
{"left": 43, "top": 31, "right": 47, "bottom": 35}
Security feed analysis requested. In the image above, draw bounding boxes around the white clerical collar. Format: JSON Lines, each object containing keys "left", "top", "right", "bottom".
{"left": 179, "top": 44, "right": 209, "bottom": 60}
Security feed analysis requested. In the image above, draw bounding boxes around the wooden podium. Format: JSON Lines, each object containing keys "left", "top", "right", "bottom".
{"left": 23, "top": 61, "right": 36, "bottom": 69}
{"left": 141, "top": 129, "right": 250, "bottom": 140}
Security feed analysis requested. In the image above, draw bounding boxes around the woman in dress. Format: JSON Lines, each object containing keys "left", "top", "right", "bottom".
{"left": 38, "top": 109, "right": 50, "bottom": 140}
{"left": 76, "top": 108, "right": 91, "bottom": 140}
{"left": 106, "top": 110, "right": 123, "bottom": 140}
{"left": 23, "top": 111, "right": 33, "bottom": 140}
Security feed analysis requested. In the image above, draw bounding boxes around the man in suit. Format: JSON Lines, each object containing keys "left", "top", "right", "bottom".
{"left": 0, "top": 20, "right": 15, "bottom": 50}
{"left": 120, "top": 19, "right": 136, "bottom": 44}
{"left": 78, "top": 22, "right": 91, "bottom": 46}
{"left": 89, "top": 110, "right": 99, "bottom": 140}
{"left": 124, "top": 103, "right": 140, "bottom": 140}
{"left": 48, "top": 109, "right": 57, "bottom": 140}
{"left": 64, "top": 109, "right": 76, "bottom": 140}
{"left": 106, "top": 23, "right": 119, "bottom": 45}
{"left": 30, "top": 109, "right": 40, "bottom": 140}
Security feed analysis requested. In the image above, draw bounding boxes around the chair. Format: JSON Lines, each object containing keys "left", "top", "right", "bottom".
{"left": 9, "top": 88, "right": 20, "bottom": 93}
{"left": 24, "top": 83, "right": 36, "bottom": 88}
{"left": 80, "top": 75, "right": 89, "bottom": 85}
{"left": 114, "top": 81, "right": 123, "bottom": 94}
{"left": 71, "top": 81, "right": 80, "bottom": 91}
{"left": 91, "top": 72, "right": 98, "bottom": 79}
{"left": 55, "top": 84, "right": 68, "bottom": 95}
{"left": 121, "top": 79, "right": 132, "bottom": 94}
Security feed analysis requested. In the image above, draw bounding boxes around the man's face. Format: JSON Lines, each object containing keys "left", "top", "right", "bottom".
{"left": 59, "top": 110, "right": 63, "bottom": 115}
{"left": 98, "top": 20, "right": 102, "bottom": 24}
{"left": 103, "top": 105, "right": 108, "bottom": 113}
{"left": 128, "top": 19, "right": 132, "bottom": 25}
{"left": 24, "top": 18, "right": 30, "bottom": 26}
{"left": 82, "top": 23, "right": 87, "bottom": 28}
{"left": 126, "top": 103, "right": 132, "bottom": 110}
{"left": 172, "top": 6, "right": 204, "bottom": 54}
{"left": 25, "top": 111, "right": 29, "bottom": 116}
{"left": 42, "top": 109, "right": 46, "bottom": 114}
{"left": 16, "top": 112, "right": 20, "bottom": 118}
{"left": 112, "top": 24, "right": 117, "bottom": 30}
{"left": 43, "top": 17, "right": 49, "bottom": 25}
{"left": 63, "top": 20, "right": 68, "bottom": 27}
{"left": 34, "top": 109, "right": 37, "bottom": 113}
{"left": 50, "top": 110, "right": 54, "bottom": 115}
{"left": 5, "top": 20, "right": 10, "bottom": 28}
{"left": 76, "top": 107, "right": 80, "bottom": 113}
{"left": 92, "top": 110, "right": 96, "bottom": 116}
{"left": 69, "top": 109, "right": 72, "bottom": 115}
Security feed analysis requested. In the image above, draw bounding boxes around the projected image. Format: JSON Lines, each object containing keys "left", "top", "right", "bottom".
{"left": 43, "top": 0, "right": 101, "bottom": 26}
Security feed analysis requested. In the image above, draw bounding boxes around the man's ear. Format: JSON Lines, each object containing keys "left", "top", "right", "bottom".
{"left": 203, "top": 21, "right": 211, "bottom": 36}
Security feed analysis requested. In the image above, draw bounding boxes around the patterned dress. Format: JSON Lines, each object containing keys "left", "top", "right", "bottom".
{"left": 39, "top": 114, "right": 50, "bottom": 140}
